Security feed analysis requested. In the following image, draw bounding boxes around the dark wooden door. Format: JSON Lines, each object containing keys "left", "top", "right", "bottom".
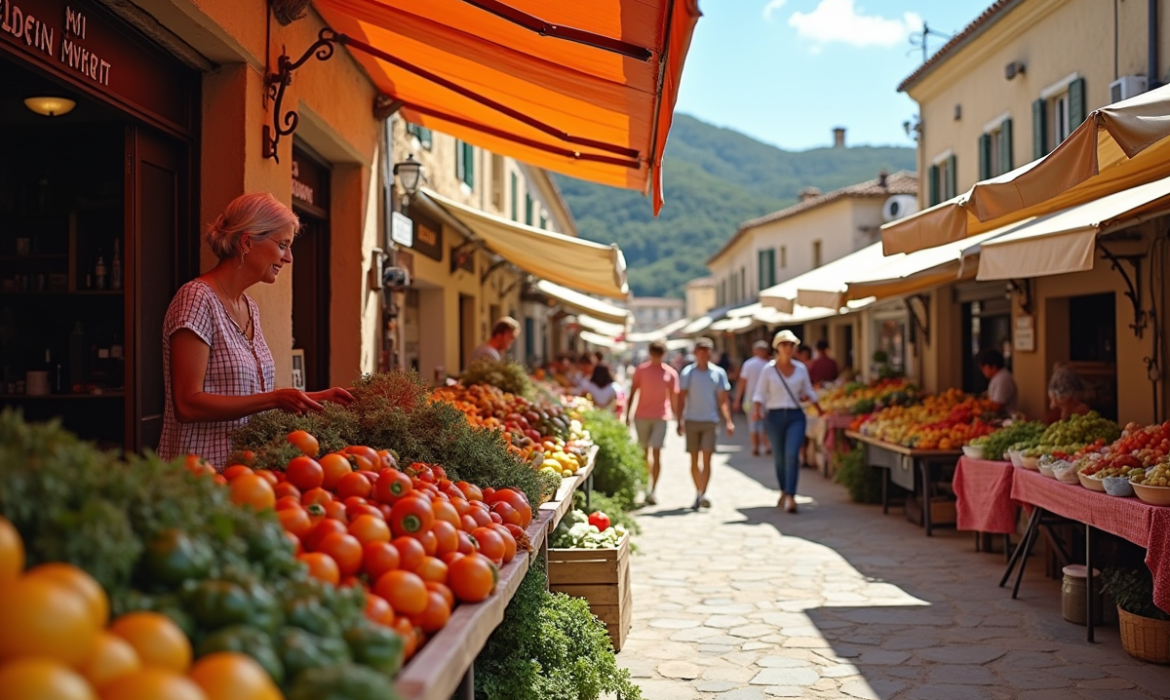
{"left": 292, "top": 214, "right": 331, "bottom": 391}
{"left": 126, "top": 125, "right": 187, "bottom": 452}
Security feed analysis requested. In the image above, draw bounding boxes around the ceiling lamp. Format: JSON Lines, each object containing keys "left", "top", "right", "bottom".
{"left": 24, "top": 96, "right": 76, "bottom": 117}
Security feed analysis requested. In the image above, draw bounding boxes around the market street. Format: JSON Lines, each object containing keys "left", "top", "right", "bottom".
{"left": 617, "top": 417, "right": 1170, "bottom": 700}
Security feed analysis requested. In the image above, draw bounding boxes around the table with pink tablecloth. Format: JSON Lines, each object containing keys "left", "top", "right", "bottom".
{"left": 820, "top": 413, "right": 855, "bottom": 454}
{"left": 953, "top": 457, "right": 1017, "bottom": 534}
{"left": 1010, "top": 467, "right": 1170, "bottom": 614}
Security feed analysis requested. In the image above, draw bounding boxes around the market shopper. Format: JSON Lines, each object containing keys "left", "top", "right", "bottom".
{"left": 678, "top": 337, "right": 735, "bottom": 510}
{"left": 469, "top": 317, "right": 521, "bottom": 363}
{"left": 809, "top": 339, "right": 840, "bottom": 386}
{"left": 626, "top": 341, "right": 681, "bottom": 505}
{"left": 977, "top": 348, "right": 1019, "bottom": 415}
{"left": 159, "top": 192, "right": 354, "bottom": 467}
{"left": 580, "top": 364, "right": 619, "bottom": 411}
{"left": 735, "top": 341, "right": 772, "bottom": 456}
{"left": 1046, "top": 362, "right": 1091, "bottom": 423}
{"left": 753, "top": 330, "right": 822, "bottom": 514}
{"left": 796, "top": 344, "right": 813, "bottom": 367}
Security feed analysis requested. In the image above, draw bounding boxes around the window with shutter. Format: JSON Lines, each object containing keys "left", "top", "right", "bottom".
{"left": 999, "top": 118, "right": 1013, "bottom": 173}
{"left": 1069, "top": 77, "right": 1086, "bottom": 129}
{"left": 510, "top": 172, "right": 518, "bottom": 220}
{"left": 525, "top": 194, "right": 533, "bottom": 225}
{"left": 1032, "top": 98, "right": 1048, "bottom": 158}
{"left": 462, "top": 142, "right": 475, "bottom": 188}
{"left": 406, "top": 123, "right": 432, "bottom": 150}
{"left": 928, "top": 164, "right": 940, "bottom": 206}
{"left": 740, "top": 267, "right": 746, "bottom": 300}
{"left": 979, "top": 133, "right": 992, "bottom": 180}
{"left": 757, "top": 250, "right": 766, "bottom": 291}
{"left": 946, "top": 155, "right": 957, "bottom": 199}
{"left": 768, "top": 249, "right": 776, "bottom": 286}
{"left": 780, "top": 246, "right": 787, "bottom": 269}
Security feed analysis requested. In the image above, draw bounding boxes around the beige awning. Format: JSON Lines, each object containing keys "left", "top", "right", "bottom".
{"left": 976, "top": 174, "right": 1170, "bottom": 280}
{"left": 710, "top": 316, "right": 755, "bottom": 332}
{"left": 576, "top": 314, "right": 627, "bottom": 338}
{"left": 626, "top": 316, "right": 691, "bottom": 343}
{"left": 536, "top": 280, "right": 630, "bottom": 325}
{"left": 420, "top": 189, "right": 628, "bottom": 298}
{"left": 760, "top": 243, "right": 888, "bottom": 312}
{"left": 882, "top": 83, "right": 1170, "bottom": 255}
{"left": 579, "top": 330, "right": 627, "bottom": 351}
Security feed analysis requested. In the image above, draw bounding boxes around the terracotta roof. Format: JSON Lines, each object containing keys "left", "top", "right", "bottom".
{"left": 897, "top": 0, "right": 1023, "bottom": 93}
{"left": 707, "top": 171, "right": 918, "bottom": 266}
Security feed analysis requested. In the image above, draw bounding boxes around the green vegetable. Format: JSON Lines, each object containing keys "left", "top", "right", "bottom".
{"left": 833, "top": 446, "right": 882, "bottom": 504}
{"left": 196, "top": 624, "right": 285, "bottom": 685}
{"left": 141, "top": 530, "right": 215, "bottom": 589}
{"left": 187, "top": 580, "right": 251, "bottom": 630}
{"left": 284, "top": 596, "right": 344, "bottom": 638}
{"left": 462, "top": 360, "right": 535, "bottom": 398}
{"left": 286, "top": 663, "right": 401, "bottom": 700}
{"left": 278, "top": 627, "right": 352, "bottom": 681}
{"left": 581, "top": 409, "right": 647, "bottom": 511}
{"left": 344, "top": 621, "right": 405, "bottom": 676}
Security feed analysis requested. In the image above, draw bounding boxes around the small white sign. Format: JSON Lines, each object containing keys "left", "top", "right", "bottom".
{"left": 392, "top": 211, "right": 414, "bottom": 247}
{"left": 1015, "top": 315, "right": 1035, "bottom": 353}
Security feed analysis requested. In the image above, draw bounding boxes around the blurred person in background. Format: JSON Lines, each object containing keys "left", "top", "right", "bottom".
{"left": 1045, "top": 363, "right": 1090, "bottom": 423}
{"left": 795, "top": 344, "right": 813, "bottom": 367}
{"left": 678, "top": 337, "right": 734, "bottom": 511}
{"left": 580, "top": 364, "right": 618, "bottom": 411}
{"left": 977, "top": 348, "right": 1018, "bottom": 415}
{"left": 626, "top": 341, "right": 680, "bottom": 505}
{"left": 735, "top": 341, "right": 772, "bottom": 456}
{"left": 809, "top": 339, "right": 839, "bottom": 386}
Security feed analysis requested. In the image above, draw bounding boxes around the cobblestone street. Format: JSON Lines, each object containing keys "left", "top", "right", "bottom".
{"left": 617, "top": 418, "right": 1170, "bottom": 700}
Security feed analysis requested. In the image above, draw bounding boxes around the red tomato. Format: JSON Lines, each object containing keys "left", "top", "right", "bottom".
{"left": 299, "top": 552, "right": 339, "bottom": 584}
{"left": 431, "top": 521, "right": 459, "bottom": 557}
{"left": 441, "top": 551, "right": 465, "bottom": 566}
{"left": 392, "top": 536, "right": 426, "bottom": 572}
{"left": 337, "top": 472, "right": 373, "bottom": 500}
{"left": 431, "top": 500, "right": 461, "bottom": 529}
{"left": 348, "top": 504, "right": 386, "bottom": 522}
{"left": 491, "top": 524, "right": 517, "bottom": 563}
{"left": 389, "top": 497, "right": 435, "bottom": 538}
{"left": 460, "top": 515, "right": 478, "bottom": 533}
{"left": 302, "top": 488, "right": 333, "bottom": 507}
{"left": 287, "top": 430, "right": 321, "bottom": 457}
{"left": 469, "top": 510, "right": 492, "bottom": 529}
{"left": 365, "top": 593, "right": 395, "bottom": 626}
{"left": 223, "top": 464, "right": 253, "bottom": 481}
{"left": 305, "top": 519, "right": 348, "bottom": 551}
{"left": 450, "top": 498, "right": 472, "bottom": 517}
{"left": 471, "top": 527, "right": 505, "bottom": 564}
{"left": 456, "top": 531, "right": 476, "bottom": 555}
{"left": 285, "top": 530, "right": 302, "bottom": 555}
{"left": 285, "top": 456, "right": 325, "bottom": 491}
{"left": 410, "top": 591, "right": 451, "bottom": 634}
{"left": 416, "top": 529, "right": 438, "bottom": 556}
{"left": 324, "top": 501, "right": 348, "bottom": 522}
{"left": 490, "top": 501, "right": 522, "bottom": 526}
{"left": 317, "top": 532, "right": 364, "bottom": 577}
{"left": 343, "top": 496, "right": 368, "bottom": 510}
{"left": 414, "top": 556, "right": 448, "bottom": 585}
{"left": 254, "top": 470, "right": 280, "bottom": 487}
{"left": 375, "top": 450, "right": 397, "bottom": 470}
{"left": 447, "top": 553, "right": 497, "bottom": 603}
{"left": 319, "top": 452, "right": 355, "bottom": 491}
{"left": 488, "top": 512, "right": 503, "bottom": 525}
{"left": 349, "top": 514, "right": 392, "bottom": 545}
{"left": 276, "top": 496, "right": 303, "bottom": 512}
{"left": 278, "top": 506, "right": 313, "bottom": 539}
{"left": 425, "top": 581, "right": 455, "bottom": 610}
{"left": 373, "top": 469, "right": 413, "bottom": 504}
{"left": 346, "top": 445, "right": 380, "bottom": 472}
{"left": 274, "top": 482, "right": 302, "bottom": 501}
{"left": 363, "top": 541, "right": 401, "bottom": 581}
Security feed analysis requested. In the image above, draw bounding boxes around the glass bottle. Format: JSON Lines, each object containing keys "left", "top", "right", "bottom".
{"left": 111, "top": 239, "right": 122, "bottom": 291}
{"left": 94, "top": 251, "right": 107, "bottom": 291}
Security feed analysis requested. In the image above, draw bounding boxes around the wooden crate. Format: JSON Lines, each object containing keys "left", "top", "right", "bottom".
{"left": 548, "top": 531, "right": 632, "bottom": 651}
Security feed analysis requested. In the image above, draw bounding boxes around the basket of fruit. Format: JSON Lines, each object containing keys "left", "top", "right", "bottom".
{"left": 1131, "top": 464, "right": 1170, "bottom": 506}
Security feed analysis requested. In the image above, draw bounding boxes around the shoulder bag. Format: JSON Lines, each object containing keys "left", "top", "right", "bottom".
{"left": 772, "top": 364, "right": 803, "bottom": 408}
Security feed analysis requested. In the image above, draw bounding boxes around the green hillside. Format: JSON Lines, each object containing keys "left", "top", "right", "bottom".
{"left": 554, "top": 115, "right": 917, "bottom": 298}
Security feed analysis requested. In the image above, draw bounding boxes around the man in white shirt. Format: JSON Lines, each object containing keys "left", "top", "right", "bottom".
{"left": 734, "top": 341, "right": 772, "bottom": 457}
{"left": 977, "top": 348, "right": 1019, "bottom": 414}
{"left": 469, "top": 317, "right": 520, "bottom": 365}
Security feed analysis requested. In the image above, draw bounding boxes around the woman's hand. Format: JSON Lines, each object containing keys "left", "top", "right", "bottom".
{"left": 307, "top": 387, "right": 355, "bottom": 406}
{"left": 269, "top": 388, "right": 325, "bottom": 415}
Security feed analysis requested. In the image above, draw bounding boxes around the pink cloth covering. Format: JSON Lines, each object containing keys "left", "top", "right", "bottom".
{"left": 1010, "top": 467, "right": 1170, "bottom": 614}
{"left": 954, "top": 457, "right": 1018, "bottom": 534}
{"left": 630, "top": 361, "right": 679, "bottom": 420}
{"left": 821, "top": 413, "right": 855, "bottom": 454}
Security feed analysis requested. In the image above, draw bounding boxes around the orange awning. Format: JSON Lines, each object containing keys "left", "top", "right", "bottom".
{"left": 314, "top": 0, "right": 701, "bottom": 213}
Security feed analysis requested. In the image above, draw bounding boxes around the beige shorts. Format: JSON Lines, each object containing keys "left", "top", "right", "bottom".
{"left": 635, "top": 419, "right": 668, "bottom": 449}
{"left": 684, "top": 421, "right": 718, "bottom": 453}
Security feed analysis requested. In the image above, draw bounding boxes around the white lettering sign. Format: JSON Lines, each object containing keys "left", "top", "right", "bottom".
{"left": 392, "top": 211, "right": 413, "bottom": 247}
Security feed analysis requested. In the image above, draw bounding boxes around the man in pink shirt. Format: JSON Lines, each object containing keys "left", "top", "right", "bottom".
{"left": 626, "top": 340, "right": 680, "bottom": 505}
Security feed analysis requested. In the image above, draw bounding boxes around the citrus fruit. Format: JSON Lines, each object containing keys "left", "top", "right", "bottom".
{"left": 78, "top": 632, "right": 141, "bottom": 689}
{"left": 0, "top": 516, "right": 24, "bottom": 580}
{"left": 0, "top": 656, "right": 96, "bottom": 700}
{"left": 26, "top": 563, "right": 110, "bottom": 627}
{"left": 0, "top": 576, "right": 100, "bottom": 666}
{"left": 109, "top": 612, "right": 192, "bottom": 673}
{"left": 98, "top": 668, "right": 207, "bottom": 700}
{"left": 189, "top": 652, "right": 281, "bottom": 700}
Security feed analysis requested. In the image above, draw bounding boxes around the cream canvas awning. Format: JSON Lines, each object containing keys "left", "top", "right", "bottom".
{"left": 536, "top": 280, "right": 630, "bottom": 324}
{"left": 579, "top": 330, "right": 627, "bottom": 351}
{"left": 710, "top": 316, "right": 754, "bottom": 332}
{"left": 882, "top": 83, "right": 1170, "bottom": 255}
{"left": 421, "top": 189, "right": 628, "bottom": 298}
{"left": 760, "top": 243, "right": 887, "bottom": 313}
{"left": 976, "top": 174, "right": 1170, "bottom": 281}
{"left": 626, "top": 316, "right": 691, "bottom": 343}
{"left": 576, "top": 314, "right": 627, "bottom": 338}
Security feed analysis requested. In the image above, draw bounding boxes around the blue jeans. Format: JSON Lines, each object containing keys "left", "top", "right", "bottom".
{"left": 765, "top": 408, "right": 806, "bottom": 496}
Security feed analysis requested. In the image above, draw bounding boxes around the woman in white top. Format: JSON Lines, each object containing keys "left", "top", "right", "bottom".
{"left": 579, "top": 364, "right": 619, "bottom": 411}
{"left": 752, "top": 330, "right": 822, "bottom": 513}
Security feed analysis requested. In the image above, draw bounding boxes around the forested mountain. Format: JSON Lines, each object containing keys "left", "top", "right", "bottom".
{"left": 554, "top": 115, "right": 917, "bottom": 298}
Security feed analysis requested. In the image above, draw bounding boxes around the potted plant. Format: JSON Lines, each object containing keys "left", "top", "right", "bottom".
{"left": 1101, "top": 567, "right": 1170, "bottom": 664}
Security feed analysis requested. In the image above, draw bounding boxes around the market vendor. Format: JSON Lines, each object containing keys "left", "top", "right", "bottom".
{"left": 469, "top": 316, "right": 520, "bottom": 364}
{"left": 158, "top": 192, "right": 354, "bottom": 467}
{"left": 1045, "top": 362, "right": 1091, "bottom": 423}
{"left": 977, "top": 348, "right": 1018, "bottom": 415}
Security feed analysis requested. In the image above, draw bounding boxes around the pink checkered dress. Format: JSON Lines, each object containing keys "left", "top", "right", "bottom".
{"left": 157, "top": 280, "right": 275, "bottom": 467}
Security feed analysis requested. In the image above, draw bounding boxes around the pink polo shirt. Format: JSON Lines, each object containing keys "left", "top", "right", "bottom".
{"left": 631, "top": 361, "right": 679, "bottom": 420}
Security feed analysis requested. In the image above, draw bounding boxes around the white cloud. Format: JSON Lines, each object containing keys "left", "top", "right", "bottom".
{"left": 762, "top": 0, "right": 788, "bottom": 22}
{"left": 788, "top": 0, "right": 923, "bottom": 49}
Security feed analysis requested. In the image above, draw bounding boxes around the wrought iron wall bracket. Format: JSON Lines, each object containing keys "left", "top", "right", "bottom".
{"left": 1097, "top": 242, "right": 1147, "bottom": 338}
{"left": 263, "top": 29, "right": 346, "bottom": 163}
{"left": 480, "top": 259, "right": 508, "bottom": 285}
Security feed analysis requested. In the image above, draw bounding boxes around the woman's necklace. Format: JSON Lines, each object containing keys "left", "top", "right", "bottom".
{"left": 212, "top": 272, "right": 252, "bottom": 339}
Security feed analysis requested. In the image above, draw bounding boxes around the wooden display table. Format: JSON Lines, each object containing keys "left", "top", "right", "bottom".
{"left": 845, "top": 431, "right": 963, "bottom": 536}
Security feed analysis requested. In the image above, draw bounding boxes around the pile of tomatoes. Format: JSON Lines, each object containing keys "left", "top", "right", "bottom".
{"left": 205, "top": 431, "right": 533, "bottom": 662}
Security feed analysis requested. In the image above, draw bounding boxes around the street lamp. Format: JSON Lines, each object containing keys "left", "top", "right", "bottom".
{"left": 394, "top": 154, "right": 424, "bottom": 198}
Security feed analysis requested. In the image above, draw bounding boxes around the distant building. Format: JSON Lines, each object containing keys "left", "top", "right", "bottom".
{"left": 685, "top": 277, "right": 717, "bottom": 318}
{"left": 628, "top": 297, "right": 686, "bottom": 335}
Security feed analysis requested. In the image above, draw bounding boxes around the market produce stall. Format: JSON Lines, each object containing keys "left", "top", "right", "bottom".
{"left": 846, "top": 430, "right": 963, "bottom": 536}
{"left": 953, "top": 457, "right": 1016, "bottom": 535}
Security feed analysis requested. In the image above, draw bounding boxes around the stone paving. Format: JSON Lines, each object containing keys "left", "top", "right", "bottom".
{"left": 616, "top": 418, "right": 1170, "bottom": 700}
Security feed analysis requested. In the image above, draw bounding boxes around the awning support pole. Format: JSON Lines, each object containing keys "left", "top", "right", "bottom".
{"left": 1097, "top": 242, "right": 1147, "bottom": 338}
{"left": 263, "top": 29, "right": 345, "bottom": 163}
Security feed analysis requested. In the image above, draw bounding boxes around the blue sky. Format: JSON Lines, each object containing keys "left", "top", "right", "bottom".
{"left": 673, "top": 0, "right": 994, "bottom": 151}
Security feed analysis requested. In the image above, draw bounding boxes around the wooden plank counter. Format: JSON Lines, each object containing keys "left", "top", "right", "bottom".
{"left": 845, "top": 431, "right": 963, "bottom": 536}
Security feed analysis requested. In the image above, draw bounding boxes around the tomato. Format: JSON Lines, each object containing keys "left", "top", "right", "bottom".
{"left": 469, "top": 509, "right": 492, "bottom": 528}
{"left": 298, "top": 552, "right": 341, "bottom": 584}
{"left": 414, "top": 556, "right": 448, "bottom": 585}
{"left": 416, "top": 530, "right": 438, "bottom": 556}
{"left": 488, "top": 512, "right": 503, "bottom": 525}
{"left": 254, "top": 469, "right": 279, "bottom": 487}
{"left": 431, "top": 465, "right": 447, "bottom": 481}
{"left": 0, "top": 575, "right": 99, "bottom": 666}
{"left": 481, "top": 487, "right": 495, "bottom": 500}
{"left": 276, "top": 495, "right": 305, "bottom": 511}
{"left": 431, "top": 500, "right": 461, "bottom": 528}
{"left": 441, "top": 551, "right": 465, "bottom": 566}
{"left": 448, "top": 553, "right": 497, "bottom": 603}
{"left": 363, "top": 541, "right": 401, "bottom": 581}
{"left": 304, "top": 519, "right": 347, "bottom": 551}
{"left": 374, "top": 570, "right": 429, "bottom": 616}
{"left": 349, "top": 514, "right": 391, "bottom": 545}
{"left": 490, "top": 501, "right": 522, "bottom": 526}
{"left": 80, "top": 631, "right": 141, "bottom": 689}
{"left": 392, "top": 617, "right": 418, "bottom": 660}
{"left": 456, "top": 531, "right": 475, "bottom": 555}
{"left": 213, "top": 474, "right": 228, "bottom": 485}
{"left": 491, "top": 524, "right": 517, "bottom": 564}
{"left": 317, "top": 532, "right": 363, "bottom": 577}
{"left": 301, "top": 487, "right": 333, "bottom": 507}
{"left": 343, "top": 496, "right": 368, "bottom": 510}
{"left": 431, "top": 521, "right": 459, "bottom": 557}
{"left": 346, "top": 446, "right": 380, "bottom": 472}
{"left": 358, "top": 470, "right": 381, "bottom": 485}
{"left": 229, "top": 473, "right": 275, "bottom": 511}
{"left": 389, "top": 497, "right": 435, "bottom": 538}
{"left": 184, "top": 455, "right": 215, "bottom": 477}
{"left": 455, "top": 481, "right": 483, "bottom": 501}
{"left": 425, "top": 582, "right": 455, "bottom": 609}
{"left": 287, "top": 430, "right": 321, "bottom": 457}
{"left": 277, "top": 507, "right": 313, "bottom": 539}
{"left": 391, "top": 536, "right": 426, "bottom": 572}
{"left": 274, "top": 481, "right": 302, "bottom": 501}
{"left": 0, "top": 657, "right": 98, "bottom": 700}
{"left": 286, "top": 531, "right": 302, "bottom": 555}
{"left": 348, "top": 504, "right": 386, "bottom": 522}
{"left": 472, "top": 527, "right": 505, "bottom": 564}
{"left": 339, "top": 575, "right": 367, "bottom": 590}
{"left": 285, "top": 456, "right": 324, "bottom": 491}
{"left": 486, "top": 489, "right": 532, "bottom": 526}
{"left": 378, "top": 503, "right": 394, "bottom": 521}
{"left": 222, "top": 464, "right": 253, "bottom": 481}
{"left": 109, "top": 611, "right": 191, "bottom": 672}
{"left": 376, "top": 449, "right": 397, "bottom": 470}
{"left": 410, "top": 591, "right": 451, "bottom": 633}
{"left": 365, "top": 594, "right": 395, "bottom": 626}
{"left": 450, "top": 498, "right": 473, "bottom": 517}
{"left": 460, "top": 515, "right": 478, "bottom": 532}
{"left": 373, "top": 469, "right": 413, "bottom": 504}
{"left": 189, "top": 652, "right": 281, "bottom": 700}
{"left": 318, "top": 452, "right": 355, "bottom": 490}
{"left": 337, "top": 472, "right": 373, "bottom": 500}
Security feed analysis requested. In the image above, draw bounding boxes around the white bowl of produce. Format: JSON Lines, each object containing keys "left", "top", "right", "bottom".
{"left": 1103, "top": 476, "right": 1136, "bottom": 498}
{"left": 1021, "top": 455, "right": 1040, "bottom": 470}
{"left": 962, "top": 445, "right": 983, "bottom": 460}
{"left": 1007, "top": 450, "right": 1024, "bottom": 468}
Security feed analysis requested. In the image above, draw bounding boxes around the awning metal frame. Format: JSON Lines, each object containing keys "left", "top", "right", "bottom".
{"left": 263, "top": 29, "right": 344, "bottom": 162}
{"left": 1096, "top": 241, "right": 1147, "bottom": 339}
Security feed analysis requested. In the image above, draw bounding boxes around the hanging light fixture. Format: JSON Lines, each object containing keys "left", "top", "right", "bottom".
{"left": 393, "top": 154, "right": 424, "bottom": 197}
{"left": 24, "top": 96, "right": 76, "bottom": 117}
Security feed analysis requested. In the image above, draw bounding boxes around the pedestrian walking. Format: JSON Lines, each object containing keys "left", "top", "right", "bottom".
{"left": 626, "top": 341, "right": 680, "bottom": 506}
{"left": 580, "top": 364, "right": 619, "bottom": 411}
{"left": 734, "top": 340, "right": 772, "bottom": 456}
{"left": 752, "top": 330, "right": 821, "bottom": 513}
{"left": 677, "top": 337, "right": 734, "bottom": 510}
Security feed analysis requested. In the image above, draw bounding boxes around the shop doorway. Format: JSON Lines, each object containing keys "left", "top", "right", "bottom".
{"left": 459, "top": 294, "right": 476, "bottom": 371}
{"left": 291, "top": 147, "right": 331, "bottom": 391}
{"left": 1068, "top": 293, "right": 1117, "bottom": 420}
{"left": 962, "top": 297, "right": 1013, "bottom": 395}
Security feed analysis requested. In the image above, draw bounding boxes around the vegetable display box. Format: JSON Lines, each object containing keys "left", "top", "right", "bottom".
{"left": 548, "top": 531, "right": 632, "bottom": 651}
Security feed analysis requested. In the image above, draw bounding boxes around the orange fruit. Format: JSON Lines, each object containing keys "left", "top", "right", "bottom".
{"left": 230, "top": 473, "right": 276, "bottom": 511}
{"left": 109, "top": 612, "right": 192, "bottom": 673}
{"left": 0, "top": 516, "right": 25, "bottom": 580}
{"left": 0, "top": 656, "right": 96, "bottom": 700}
{"left": 98, "top": 668, "right": 207, "bottom": 700}
{"left": 26, "top": 563, "right": 109, "bottom": 627}
{"left": 0, "top": 576, "right": 100, "bottom": 666}
{"left": 189, "top": 652, "right": 281, "bottom": 700}
{"left": 78, "top": 632, "right": 141, "bottom": 689}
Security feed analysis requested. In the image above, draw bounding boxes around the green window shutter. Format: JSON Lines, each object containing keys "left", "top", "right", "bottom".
{"left": 928, "top": 164, "right": 940, "bottom": 206}
{"left": 510, "top": 173, "right": 518, "bottom": 220}
{"left": 539, "top": 214, "right": 547, "bottom": 229}
{"left": 947, "top": 155, "right": 957, "bottom": 199}
{"left": 1032, "top": 98, "right": 1048, "bottom": 159}
{"left": 978, "top": 133, "right": 991, "bottom": 180}
{"left": 462, "top": 143, "right": 475, "bottom": 187}
{"left": 420, "top": 127, "right": 432, "bottom": 150}
{"left": 1069, "top": 77, "right": 1087, "bottom": 129}
{"left": 1000, "top": 118, "right": 1013, "bottom": 173}
{"left": 455, "top": 139, "right": 464, "bottom": 180}
{"left": 525, "top": 194, "right": 533, "bottom": 225}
